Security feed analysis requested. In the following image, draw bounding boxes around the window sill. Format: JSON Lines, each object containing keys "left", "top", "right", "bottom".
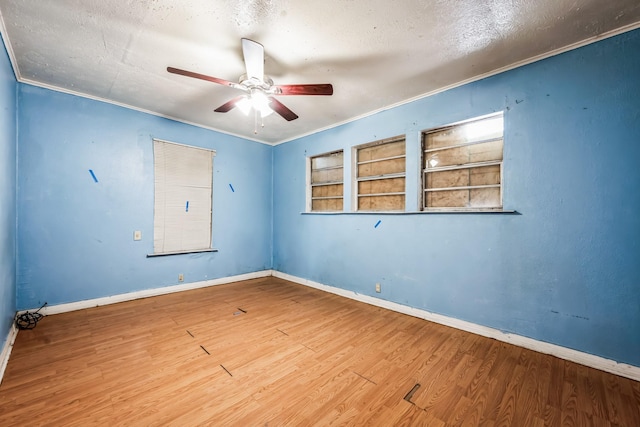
{"left": 301, "top": 210, "right": 519, "bottom": 215}
{"left": 147, "top": 248, "right": 219, "bottom": 257}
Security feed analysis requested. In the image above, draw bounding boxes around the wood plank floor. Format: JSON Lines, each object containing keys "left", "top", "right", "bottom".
{"left": 1, "top": 277, "right": 639, "bottom": 426}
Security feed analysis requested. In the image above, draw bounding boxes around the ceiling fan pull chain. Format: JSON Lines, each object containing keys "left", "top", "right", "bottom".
{"left": 254, "top": 109, "right": 258, "bottom": 134}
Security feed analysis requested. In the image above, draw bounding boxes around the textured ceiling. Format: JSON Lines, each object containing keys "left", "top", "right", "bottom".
{"left": 1, "top": 0, "right": 640, "bottom": 144}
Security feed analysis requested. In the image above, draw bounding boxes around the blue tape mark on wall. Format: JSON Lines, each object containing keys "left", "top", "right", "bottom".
{"left": 229, "top": 183, "right": 235, "bottom": 192}
{"left": 374, "top": 220, "right": 381, "bottom": 228}
{"left": 89, "top": 169, "right": 98, "bottom": 183}
{"left": 186, "top": 201, "right": 189, "bottom": 212}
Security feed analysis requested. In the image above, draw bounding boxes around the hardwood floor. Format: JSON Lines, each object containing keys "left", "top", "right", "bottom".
{"left": 1, "top": 277, "right": 639, "bottom": 426}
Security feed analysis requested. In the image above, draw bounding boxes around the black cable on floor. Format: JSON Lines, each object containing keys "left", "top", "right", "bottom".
{"left": 15, "top": 302, "right": 47, "bottom": 330}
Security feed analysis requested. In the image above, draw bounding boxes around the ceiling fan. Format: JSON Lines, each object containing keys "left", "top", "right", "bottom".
{"left": 167, "top": 38, "right": 333, "bottom": 132}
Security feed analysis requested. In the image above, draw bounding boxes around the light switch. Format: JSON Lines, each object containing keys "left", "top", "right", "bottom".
{"left": 133, "top": 230, "right": 142, "bottom": 241}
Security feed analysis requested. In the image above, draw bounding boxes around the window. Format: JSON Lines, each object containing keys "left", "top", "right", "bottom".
{"left": 354, "top": 136, "right": 406, "bottom": 211}
{"left": 422, "top": 114, "right": 503, "bottom": 210}
{"left": 308, "top": 150, "right": 344, "bottom": 212}
{"left": 152, "top": 139, "right": 216, "bottom": 256}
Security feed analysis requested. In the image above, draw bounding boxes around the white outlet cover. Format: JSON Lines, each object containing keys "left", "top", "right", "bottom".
{"left": 133, "top": 230, "right": 142, "bottom": 241}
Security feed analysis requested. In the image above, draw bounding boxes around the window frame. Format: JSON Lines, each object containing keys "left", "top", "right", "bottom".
{"left": 306, "top": 149, "right": 344, "bottom": 212}
{"left": 421, "top": 113, "right": 504, "bottom": 212}
{"left": 352, "top": 135, "right": 406, "bottom": 212}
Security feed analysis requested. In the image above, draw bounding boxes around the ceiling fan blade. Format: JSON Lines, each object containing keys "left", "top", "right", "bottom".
{"left": 167, "top": 67, "right": 239, "bottom": 88}
{"left": 214, "top": 96, "right": 246, "bottom": 113}
{"left": 268, "top": 97, "right": 299, "bottom": 121}
{"left": 273, "top": 84, "right": 333, "bottom": 96}
{"left": 242, "top": 38, "right": 264, "bottom": 81}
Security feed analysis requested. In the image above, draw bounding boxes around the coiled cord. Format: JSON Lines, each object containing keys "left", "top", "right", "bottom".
{"left": 15, "top": 302, "right": 47, "bottom": 330}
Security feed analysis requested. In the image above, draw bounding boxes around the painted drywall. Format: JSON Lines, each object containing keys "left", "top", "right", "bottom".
{"left": 273, "top": 29, "right": 640, "bottom": 367}
{"left": 0, "top": 36, "right": 17, "bottom": 349}
{"left": 17, "top": 86, "right": 272, "bottom": 309}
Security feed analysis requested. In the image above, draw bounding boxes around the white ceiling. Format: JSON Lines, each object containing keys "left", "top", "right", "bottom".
{"left": 1, "top": 1, "right": 639, "bottom": 144}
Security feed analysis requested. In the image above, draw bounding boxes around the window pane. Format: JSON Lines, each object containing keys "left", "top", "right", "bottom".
{"left": 312, "top": 183, "right": 343, "bottom": 198}
{"left": 425, "top": 187, "right": 501, "bottom": 208}
{"left": 358, "top": 195, "right": 405, "bottom": 211}
{"left": 312, "top": 198, "right": 343, "bottom": 211}
{"left": 470, "top": 187, "right": 501, "bottom": 207}
{"left": 426, "top": 189, "right": 469, "bottom": 208}
{"left": 425, "top": 116, "right": 503, "bottom": 150}
{"left": 426, "top": 169, "right": 470, "bottom": 189}
{"left": 358, "top": 177, "right": 405, "bottom": 195}
{"left": 311, "top": 167, "right": 343, "bottom": 184}
{"left": 470, "top": 165, "right": 501, "bottom": 186}
{"left": 426, "top": 164, "right": 500, "bottom": 189}
{"left": 312, "top": 152, "right": 343, "bottom": 169}
{"left": 358, "top": 140, "right": 405, "bottom": 162}
{"left": 425, "top": 139, "right": 503, "bottom": 168}
{"left": 358, "top": 158, "right": 404, "bottom": 177}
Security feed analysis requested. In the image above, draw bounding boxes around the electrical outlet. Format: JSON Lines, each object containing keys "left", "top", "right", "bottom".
{"left": 375, "top": 283, "right": 381, "bottom": 293}
{"left": 178, "top": 273, "right": 184, "bottom": 282}
{"left": 133, "top": 230, "right": 142, "bottom": 241}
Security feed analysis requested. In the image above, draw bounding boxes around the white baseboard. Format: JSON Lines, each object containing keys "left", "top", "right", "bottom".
{"left": 18, "top": 270, "right": 274, "bottom": 317}
{"left": 272, "top": 271, "right": 640, "bottom": 382}
{"left": 4, "top": 270, "right": 272, "bottom": 384}
{"left": 0, "top": 322, "right": 19, "bottom": 385}
{"left": 11, "top": 268, "right": 639, "bottom": 382}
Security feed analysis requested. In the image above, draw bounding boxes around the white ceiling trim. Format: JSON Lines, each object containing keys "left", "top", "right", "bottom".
{"left": 0, "top": 9, "right": 19, "bottom": 81}
{"left": 15, "top": 76, "right": 273, "bottom": 146}
{"left": 0, "top": 8, "right": 271, "bottom": 146}
{"left": 273, "top": 19, "right": 640, "bottom": 145}
{"left": 2, "top": 11, "right": 639, "bottom": 147}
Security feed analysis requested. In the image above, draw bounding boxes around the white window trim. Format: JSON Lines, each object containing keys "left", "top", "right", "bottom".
{"left": 421, "top": 113, "right": 505, "bottom": 212}
{"left": 307, "top": 149, "right": 344, "bottom": 213}
{"left": 352, "top": 135, "right": 406, "bottom": 212}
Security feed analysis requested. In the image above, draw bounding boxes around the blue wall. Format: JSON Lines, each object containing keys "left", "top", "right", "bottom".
{"left": 16, "top": 86, "right": 273, "bottom": 309}
{"left": 273, "top": 30, "right": 640, "bottom": 366}
{"left": 0, "top": 37, "right": 17, "bottom": 349}
{"left": 7, "top": 28, "right": 640, "bottom": 368}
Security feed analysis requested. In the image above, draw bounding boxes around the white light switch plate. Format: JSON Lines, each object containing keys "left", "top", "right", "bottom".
{"left": 133, "top": 230, "right": 142, "bottom": 241}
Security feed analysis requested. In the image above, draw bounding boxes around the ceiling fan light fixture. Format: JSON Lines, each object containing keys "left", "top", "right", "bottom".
{"left": 168, "top": 38, "right": 332, "bottom": 126}
{"left": 237, "top": 91, "right": 273, "bottom": 117}
{"left": 236, "top": 96, "right": 252, "bottom": 116}
{"left": 251, "top": 90, "right": 273, "bottom": 117}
